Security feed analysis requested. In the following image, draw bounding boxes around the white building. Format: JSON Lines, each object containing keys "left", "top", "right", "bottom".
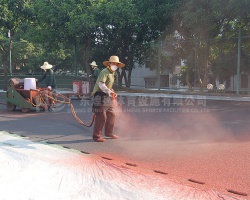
{"left": 124, "top": 61, "right": 184, "bottom": 90}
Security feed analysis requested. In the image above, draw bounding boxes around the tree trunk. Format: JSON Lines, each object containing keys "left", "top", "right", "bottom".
{"left": 185, "top": 64, "right": 193, "bottom": 92}
{"left": 127, "top": 69, "right": 131, "bottom": 88}
{"left": 84, "top": 36, "right": 92, "bottom": 77}
{"left": 126, "top": 56, "right": 134, "bottom": 88}
{"left": 82, "top": 36, "right": 92, "bottom": 92}
{"left": 121, "top": 68, "right": 128, "bottom": 87}
{"left": 197, "top": 44, "right": 210, "bottom": 92}
{"left": 201, "top": 45, "right": 210, "bottom": 90}
{"left": 200, "top": 59, "right": 209, "bottom": 92}
{"left": 186, "top": 48, "right": 194, "bottom": 92}
{"left": 117, "top": 69, "right": 122, "bottom": 87}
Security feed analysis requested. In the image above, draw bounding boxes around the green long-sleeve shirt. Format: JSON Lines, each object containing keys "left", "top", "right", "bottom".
{"left": 92, "top": 68, "right": 114, "bottom": 96}
{"left": 92, "top": 67, "right": 101, "bottom": 82}
{"left": 38, "top": 69, "right": 56, "bottom": 89}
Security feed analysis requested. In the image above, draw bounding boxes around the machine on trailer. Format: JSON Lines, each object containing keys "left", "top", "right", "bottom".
{"left": 3, "top": 77, "right": 96, "bottom": 127}
{"left": 4, "top": 78, "right": 55, "bottom": 113}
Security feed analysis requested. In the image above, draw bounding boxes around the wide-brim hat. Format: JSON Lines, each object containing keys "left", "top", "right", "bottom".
{"left": 103, "top": 55, "right": 125, "bottom": 68}
{"left": 40, "top": 62, "right": 53, "bottom": 70}
{"left": 90, "top": 61, "right": 98, "bottom": 67}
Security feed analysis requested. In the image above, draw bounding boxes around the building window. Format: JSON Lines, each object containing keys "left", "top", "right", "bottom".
{"left": 145, "top": 78, "right": 156, "bottom": 88}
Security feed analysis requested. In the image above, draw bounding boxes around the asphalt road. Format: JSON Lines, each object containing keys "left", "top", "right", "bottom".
{"left": 1, "top": 92, "right": 250, "bottom": 199}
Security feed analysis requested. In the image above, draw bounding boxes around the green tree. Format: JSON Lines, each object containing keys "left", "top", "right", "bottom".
{"left": 92, "top": 0, "right": 181, "bottom": 87}
{"left": 173, "top": 0, "right": 250, "bottom": 92}
{"left": 0, "top": 0, "right": 32, "bottom": 89}
{"left": 29, "top": 0, "right": 180, "bottom": 88}
{"left": 30, "top": 0, "right": 98, "bottom": 78}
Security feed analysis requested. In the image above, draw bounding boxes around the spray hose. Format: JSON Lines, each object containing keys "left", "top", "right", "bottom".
{"left": 69, "top": 103, "right": 96, "bottom": 127}
{"left": 42, "top": 91, "right": 96, "bottom": 127}
{"left": 1, "top": 89, "right": 96, "bottom": 127}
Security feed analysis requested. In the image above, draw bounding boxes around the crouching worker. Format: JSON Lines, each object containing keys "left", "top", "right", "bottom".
{"left": 34, "top": 87, "right": 56, "bottom": 112}
{"left": 91, "top": 55, "right": 125, "bottom": 142}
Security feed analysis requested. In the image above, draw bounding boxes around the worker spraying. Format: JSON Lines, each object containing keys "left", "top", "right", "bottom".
{"left": 91, "top": 55, "right": 125, "bottom": 142}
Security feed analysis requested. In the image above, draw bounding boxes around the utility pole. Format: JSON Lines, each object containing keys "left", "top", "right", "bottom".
{"left": 236, "top": 28, "right": 241, "bottom": 95}
{"left": 157, "top": 40, "right": 161, "bottom": 90}
{"left": 194, "top": 43, "right": 197, "bottom": 87}
{"left": 74, "top": 42, "right": 77, "bottom": 76}
{"left": 8, "top": 30, "right": 12, "bottom": 76}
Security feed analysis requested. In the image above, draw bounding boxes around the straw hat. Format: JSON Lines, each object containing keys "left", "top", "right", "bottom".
{"left": 90, "top": 61, "right": 98, "bottom": 67}
{"left": 103, "top": 55, "right": 125, "bottom": 68}
{"left": 40, "top": 62, "right": 53, "bottom": 70}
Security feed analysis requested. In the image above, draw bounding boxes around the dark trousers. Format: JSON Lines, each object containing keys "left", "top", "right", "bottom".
{"left": 93, "top": 107, "right": 115, "bottom": 139}
{"left": 92, "top": 92, "right": 115, "bottom": 139}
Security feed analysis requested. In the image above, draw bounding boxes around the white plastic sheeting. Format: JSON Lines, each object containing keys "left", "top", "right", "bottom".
{"left": 0, "top": 131, "right": 241, "bottom": 200}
